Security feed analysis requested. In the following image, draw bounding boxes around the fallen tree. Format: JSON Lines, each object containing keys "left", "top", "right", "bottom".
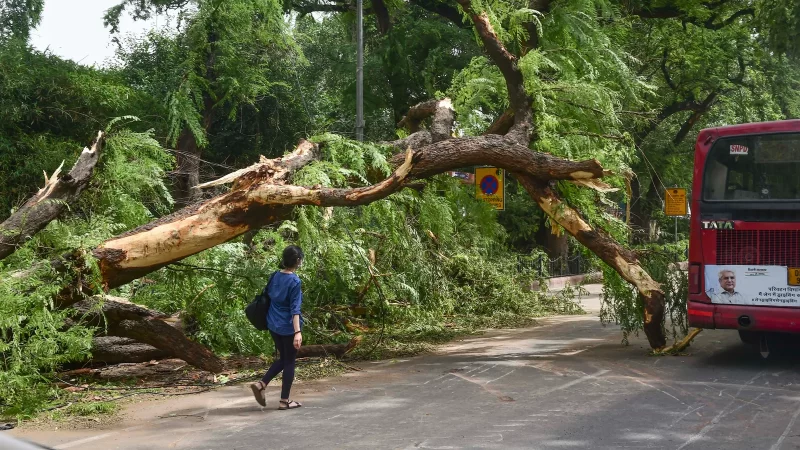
{"left": 4, "top": 0, "right": 676, "bottom": 374}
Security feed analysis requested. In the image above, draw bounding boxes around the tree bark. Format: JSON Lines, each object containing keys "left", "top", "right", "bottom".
{"left": 89, "top": 337, "right": 170, "bottom": 365}
{"left": 173, "top": 129, "right": 203, "bottom": 207}
{"left": 0, "top": 131, "right": 105, "bottom": 260}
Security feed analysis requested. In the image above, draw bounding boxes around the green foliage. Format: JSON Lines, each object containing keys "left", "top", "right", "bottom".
{"left": 0, "top": 0, "right": 44, "bottom": 42}
{"left": 0, "top": 264, "right": 95, "bottom": 418}
{"left": 64, "top": 401, "right": 118, "bottom": 417}
{"left": 112, "top": 0, "right": 296, "bottom": 150}
{"left": 293, "top": 5, "right": 479, "bottom": 140}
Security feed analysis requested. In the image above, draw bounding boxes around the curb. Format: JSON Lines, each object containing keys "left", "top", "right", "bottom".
{"left": 531, "top": 271, "right": 603, "bottom": 291}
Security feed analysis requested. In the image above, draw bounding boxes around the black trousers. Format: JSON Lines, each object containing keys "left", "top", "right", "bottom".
{"left": 261, "top": 331, "right": 298, "bottom": 399}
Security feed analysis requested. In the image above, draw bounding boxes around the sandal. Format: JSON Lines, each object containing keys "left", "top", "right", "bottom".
{"left": 250, "top": 381, "right": 267, "bottom": 407}
{"left": 278, "top": 400, "right": 302, "bottom": 410}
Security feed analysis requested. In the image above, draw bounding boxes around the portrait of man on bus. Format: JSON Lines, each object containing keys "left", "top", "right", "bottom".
{"left": 710, "top": 269, "right": 745, "bottom": 303}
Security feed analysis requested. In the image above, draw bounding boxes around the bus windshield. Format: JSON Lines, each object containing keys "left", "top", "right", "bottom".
{"left": 703, "top": 133, "right": 800, "bottom": 201}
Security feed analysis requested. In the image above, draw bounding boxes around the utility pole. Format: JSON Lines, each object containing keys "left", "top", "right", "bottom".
{"left": 355, "top": 0, "right": 364, "bottom": 141}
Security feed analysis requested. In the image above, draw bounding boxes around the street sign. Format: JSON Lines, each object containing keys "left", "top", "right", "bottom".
{"left": 475, "top": 167, "right": 504, "bottom": 210}
{"left": 665, "top": 188, "right": 687, "bottom": 216}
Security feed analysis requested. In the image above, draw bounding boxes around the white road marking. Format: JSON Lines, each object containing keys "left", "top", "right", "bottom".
{"left": 485, "top": 369, "right": 516, "bottom": 385}
{"left": 537, "top": 370, "right": 610, "bottom": 395}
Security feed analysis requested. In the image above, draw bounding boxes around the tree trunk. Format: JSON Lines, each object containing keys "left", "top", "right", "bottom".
{"left": 108, "top": 318, "right": 223, "bottom": 373}
{"left": 0, "top": 131, "right": 104, "bottom": 260}
{"left": 173, "top": 129, "right": 203, "bottom": 207}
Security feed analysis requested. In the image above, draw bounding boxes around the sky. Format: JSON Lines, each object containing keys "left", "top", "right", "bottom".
{"left": 30, "top": 0, "right": 169, "bottom": 68}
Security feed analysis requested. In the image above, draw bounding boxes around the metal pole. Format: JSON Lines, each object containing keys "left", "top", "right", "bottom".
{"left": 355, "top": 0, "right": 364, "bottom": 142}
{"left": 675, "top": 216, "right": 678, "bottom": 243}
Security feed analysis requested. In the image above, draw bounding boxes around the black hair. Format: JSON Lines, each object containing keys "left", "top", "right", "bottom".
{"left": 279, "top": 245, "right": 304, "bottom": 269}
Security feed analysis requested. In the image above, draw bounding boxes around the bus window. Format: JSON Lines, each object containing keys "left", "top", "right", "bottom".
{"left": 703, "top": 133, "right": 800, "bottom": 201}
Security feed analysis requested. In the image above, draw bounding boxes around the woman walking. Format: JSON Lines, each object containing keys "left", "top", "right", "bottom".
{"left": 251, "top": 245, "right": 304, "bottom": 410}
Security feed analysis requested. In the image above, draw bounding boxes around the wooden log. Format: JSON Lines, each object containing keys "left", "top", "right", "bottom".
{"left": 90, "top": 337, "right": 169, "bottom": 364}
{"left": 72, "top": 296, "right": 223, "bottom": 373}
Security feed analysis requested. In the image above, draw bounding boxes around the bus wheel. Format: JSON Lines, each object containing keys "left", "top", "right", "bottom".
{"left": 738, "top": 330, "right": 761, "bottom": 346}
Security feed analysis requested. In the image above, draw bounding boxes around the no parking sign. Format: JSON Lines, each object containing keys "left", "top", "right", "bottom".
{"left": 475, "top": 167, "right": 505, "bottom": 210}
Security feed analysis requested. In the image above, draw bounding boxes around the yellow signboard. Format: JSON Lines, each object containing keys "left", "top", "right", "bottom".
{"left": 664, "top": 188, "right": 687, "bottom": 216}
{"left": 475, "top": 167, "right": 505, "bottom": 210}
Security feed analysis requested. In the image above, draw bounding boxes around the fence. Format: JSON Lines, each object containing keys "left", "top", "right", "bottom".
{"left": 517, "top": 254, "right": 593, "bottom": 278}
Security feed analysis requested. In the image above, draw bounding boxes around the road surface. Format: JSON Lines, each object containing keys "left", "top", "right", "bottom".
{"left": 12, "top": 285, "right": 800, "bottom": 449}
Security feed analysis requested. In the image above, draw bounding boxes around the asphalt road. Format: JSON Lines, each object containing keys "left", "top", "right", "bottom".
{"left": 13, "top": 285, "right": 800, "bottom": 450}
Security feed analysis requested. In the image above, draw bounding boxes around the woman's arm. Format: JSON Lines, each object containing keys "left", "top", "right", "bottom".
{"left": 290, "top": 281, "right": 303, "bottom": 349}
{"left": 292, "top": 314, "right": 302, "bottom": 349}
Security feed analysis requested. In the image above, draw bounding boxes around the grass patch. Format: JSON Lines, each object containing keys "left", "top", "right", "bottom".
{"left": 64, "top": 401, "right": 119, "bottom": 417}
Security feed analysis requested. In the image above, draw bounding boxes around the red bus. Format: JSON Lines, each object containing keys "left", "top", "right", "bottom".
{"left": 687, "top": 120, "right": 800, "bottom": 357}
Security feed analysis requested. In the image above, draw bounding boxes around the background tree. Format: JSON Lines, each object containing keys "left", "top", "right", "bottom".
{"left": 0, "top": 0, "right": 44, "bottom": 42}
{"left": 107, "top": 0, "right": 297, "bottom": 206}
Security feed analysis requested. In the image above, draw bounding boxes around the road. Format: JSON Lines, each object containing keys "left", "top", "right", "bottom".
{"left": 12, "top": 285, "right": 800, "bottom": 450}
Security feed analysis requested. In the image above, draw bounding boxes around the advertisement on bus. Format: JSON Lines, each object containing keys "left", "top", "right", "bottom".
{"left": 704, "top": 265, "right": 800, "bottom": 307}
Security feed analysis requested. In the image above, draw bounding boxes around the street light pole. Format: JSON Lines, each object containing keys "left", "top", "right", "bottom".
{"left": 355, "top": 0, "right": 364, "bottom": 142}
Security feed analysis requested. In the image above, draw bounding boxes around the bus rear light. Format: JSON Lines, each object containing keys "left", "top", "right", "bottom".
{"left": 688, "top": 307, "right": 713, "bottom": 318}
{"left": 689, "top": 263, "right": 701, "bottom": 294}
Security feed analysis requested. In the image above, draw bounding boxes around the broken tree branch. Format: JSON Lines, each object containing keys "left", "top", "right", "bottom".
{"left": 92, "top": 148, "right": 417, "bottom": 290}
{"left": 396, "top": 98, "right": 456, "bottom": 144}
{"left": 516, "top": 174, "right": 666, "bottom": 349}
{"left": 653, "top": 328, "right": 702, "bottom": 355}
{"left": 197, "top": 139, "right": 318, "bottom": 190}
{"left": 394, "top": 134, "right": 612, "bottom": 184}
{"left": 0, "top": 131, "right": 105, "bottom": 260}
